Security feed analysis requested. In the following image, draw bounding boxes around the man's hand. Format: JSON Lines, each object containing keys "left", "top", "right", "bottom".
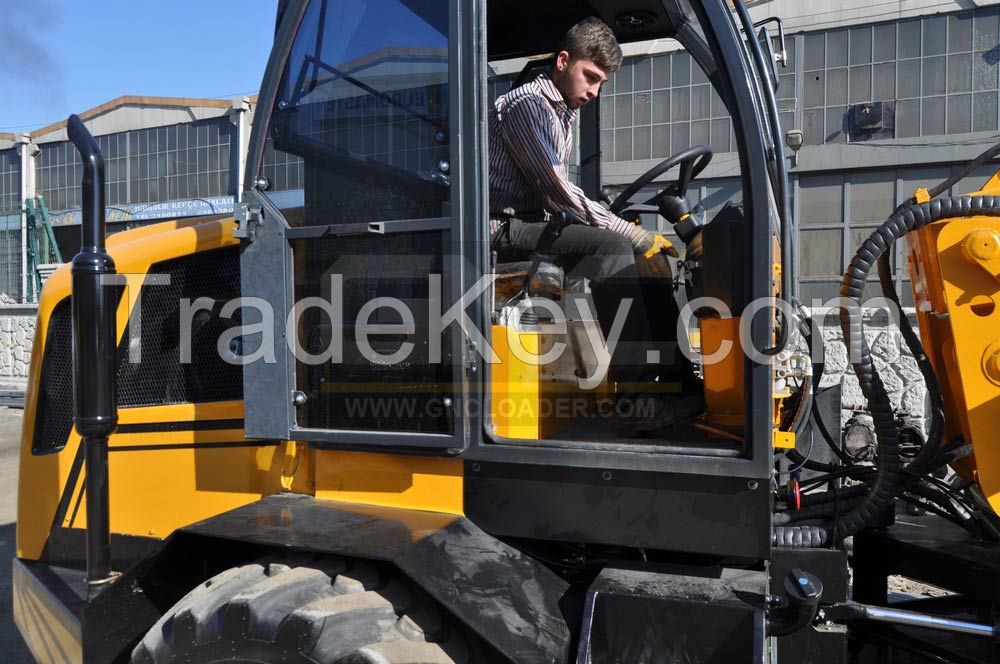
{"left": 634, "top": 231, "right": 678, "bottom": 280}
{"left": 643, "top": 232, "right": 679, "bottom": 259}
{"left": 632, "top": 229, "right": 679, "bottom": 258}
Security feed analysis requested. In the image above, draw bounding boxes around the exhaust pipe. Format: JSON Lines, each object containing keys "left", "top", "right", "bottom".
{"left": 67, "top": 115, "right": 118, "bottom": 586}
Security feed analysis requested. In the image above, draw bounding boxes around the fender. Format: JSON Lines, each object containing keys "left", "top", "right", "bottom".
{"left": 54, "top": 494, "right": 572, "bottom": 663}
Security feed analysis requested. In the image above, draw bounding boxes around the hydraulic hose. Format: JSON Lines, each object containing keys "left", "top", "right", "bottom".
{"left": 774, "top": 195, "right": 1000, "bottom": 547}
{"left": 877, "top": 235, "right": 947, "bottom": 473}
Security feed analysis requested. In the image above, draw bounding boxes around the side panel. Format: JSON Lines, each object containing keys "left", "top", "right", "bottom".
{"left": 466, "top": 461, "right": 772, "bottom": 559}
{"left": 16, "top": 220, "right": 299, "bottom": 561}
{"left": 314, "top": 450, "right": 463, "bottom": 515}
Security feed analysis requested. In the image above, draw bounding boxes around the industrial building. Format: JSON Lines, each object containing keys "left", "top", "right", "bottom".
{"left": 1, "top": 0, "right": 998, "bottom": 350}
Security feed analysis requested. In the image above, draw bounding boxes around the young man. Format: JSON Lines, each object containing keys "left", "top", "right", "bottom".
{"left": 489, "top": 17, "right": 700, "bottom": 434}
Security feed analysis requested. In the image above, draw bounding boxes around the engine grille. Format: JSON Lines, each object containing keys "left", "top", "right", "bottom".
{"left": 31, "top": 246, "right": 243, "bottom": 454}
{"left": 31, "top": 300, "right": 74, "bottom": 454}
{"left": 116, "top": 246, "right": 243, "bottom": 407}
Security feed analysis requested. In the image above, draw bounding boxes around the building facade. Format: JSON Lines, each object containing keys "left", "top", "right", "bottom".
{"left": 0, "top": 0, "right": 997, "bottom": 410}
{"left": 598, "top": 0, "right": 1000, "bottom": 304}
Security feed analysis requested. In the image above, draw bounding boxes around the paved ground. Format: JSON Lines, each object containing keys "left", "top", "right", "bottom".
{"left": 0, "top": 407, "right": 33, "bottom": 662}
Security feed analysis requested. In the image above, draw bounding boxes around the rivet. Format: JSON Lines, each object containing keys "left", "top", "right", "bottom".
{"left": 472, "top": 463, "right": 481, "bottom": 472}
{"left": 747, "top": 480, "right": 759, "bottom": 490}
{"left": 602, "top": 471, "right": 612, "bottom": 481}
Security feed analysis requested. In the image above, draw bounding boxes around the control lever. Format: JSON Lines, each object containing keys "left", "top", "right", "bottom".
{"left": 823, "top": 601, "right": 999, "bottom": 641}
{"left": 599, "top": 186, "right": 615, "bottom": 207}
{"left": 503, "top": 211, "right": 572, "bottom": 310}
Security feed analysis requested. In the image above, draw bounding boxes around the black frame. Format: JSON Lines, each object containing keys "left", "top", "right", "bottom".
{"left": 241, "top": 0, "right": 470, "bottom": 450}
{"left": 242, "top": 0, "right": 782, "bottom": 559}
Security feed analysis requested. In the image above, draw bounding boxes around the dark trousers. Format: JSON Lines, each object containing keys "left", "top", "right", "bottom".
{"left": 492, "top": 219, "right": 687, "bottom": 393}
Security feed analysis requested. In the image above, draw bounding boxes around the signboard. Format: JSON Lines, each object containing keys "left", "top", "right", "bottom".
{"left": 49, "top": 196, "right": 236, "bottom": 226}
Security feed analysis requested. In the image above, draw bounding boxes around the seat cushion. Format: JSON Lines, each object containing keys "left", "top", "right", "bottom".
{"left": 494, "top": 260, "right": 565, "bottom": 305}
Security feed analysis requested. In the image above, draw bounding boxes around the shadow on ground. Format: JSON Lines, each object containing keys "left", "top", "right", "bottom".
{"left": 0, "top": 522, "right": 34, "bottom": 662}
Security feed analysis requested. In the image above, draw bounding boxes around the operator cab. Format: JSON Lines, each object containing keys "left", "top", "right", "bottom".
{"left": 485, "top": 7, "right": 758, "bottom": 450}
{"left": 242, "top": 0, "right": 788, "bottom": 464}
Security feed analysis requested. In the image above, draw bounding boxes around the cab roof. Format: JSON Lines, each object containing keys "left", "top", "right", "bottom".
{"left": 486, "top": 0, "right": 695, "bottom": 60}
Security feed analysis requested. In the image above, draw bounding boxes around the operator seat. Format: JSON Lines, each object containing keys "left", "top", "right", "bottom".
{"left": 492, "top": 259, "right": 566, "bottom": 307}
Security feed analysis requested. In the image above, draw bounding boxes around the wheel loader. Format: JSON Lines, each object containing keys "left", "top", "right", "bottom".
{"left": 12, "top": 0, "right": 1000, "bottom": 662}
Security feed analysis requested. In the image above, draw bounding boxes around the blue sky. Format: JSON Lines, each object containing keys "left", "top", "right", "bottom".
{"left": 0, "top": 0, "right": 278, "bottom": 133}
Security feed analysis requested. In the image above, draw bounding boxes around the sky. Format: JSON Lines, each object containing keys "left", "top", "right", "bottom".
{"left": 0, "top": 0, "right": 278, "bottom": 133}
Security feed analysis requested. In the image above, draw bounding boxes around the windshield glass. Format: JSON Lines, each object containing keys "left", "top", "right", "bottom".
{"left": 260, "top": 0, "right": 451, "bottom": 226}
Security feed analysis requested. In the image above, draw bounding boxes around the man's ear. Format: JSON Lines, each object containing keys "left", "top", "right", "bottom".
{"left": 554, "top": 50, "right": 571, "bottom": 72}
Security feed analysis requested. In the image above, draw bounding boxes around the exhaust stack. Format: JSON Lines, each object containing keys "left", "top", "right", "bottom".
{"left": 67, "top": 114, "right": 118, "bottom": 585}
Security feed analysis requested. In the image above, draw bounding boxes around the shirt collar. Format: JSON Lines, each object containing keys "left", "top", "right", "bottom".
{"left": 536, "top": 73, "right": 576, "bottom": 120}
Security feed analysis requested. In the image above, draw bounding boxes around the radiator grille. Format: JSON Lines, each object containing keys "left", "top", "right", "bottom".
{"left": 117, "top": 246, "right": 243, "bottom": 406}
{"left": 31, "top": 246, "right": 243, "bottom": 454}
{"left": 31, "top": 300, "right": 74, "bottom": 453}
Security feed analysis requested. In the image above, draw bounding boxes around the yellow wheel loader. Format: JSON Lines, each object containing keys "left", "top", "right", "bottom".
{"left": 12, "top": 1, "right": 1000, "bottom": 662}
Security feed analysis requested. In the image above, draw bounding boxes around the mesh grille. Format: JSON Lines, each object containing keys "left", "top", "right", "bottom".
{"left": 117, "top": 246, "right": 243, "bottom": 406}
{"left": 32, "top": 300, "right": 74, "bottom": 454}
{"left": 31, "top": 246, "right": 243, "bottom": 453}
{"left": 294, "top": 232, "right": 454, "bottom": 434}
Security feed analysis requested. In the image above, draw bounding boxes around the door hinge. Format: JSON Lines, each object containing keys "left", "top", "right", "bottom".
{"left": 465, "top": 338, "right": 480, "bottom": 376}
{"left": 233, "top": 201, "right": 262, "bottom": 241}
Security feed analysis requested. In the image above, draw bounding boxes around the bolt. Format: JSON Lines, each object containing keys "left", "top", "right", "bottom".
{"left": 965, "top": 229, "right": 1000, "bottom": 261}
{"left": 602, "top": 471, "right": 612, "bottom": 481}
{"left": 472, "top": 463, "right": 481, "bottom": 472}
{"left": 747, "top": 480, "right": 759, "bottom": 490}
{"left": 443, "top": 397, "right": 453, "bottom": 408}
{"left": 986, "top": 348, "right": 1000, "bottom": 383}
{"left": 292, "top": 391, "right": 307, "bottom": 406}
{"left": 438, "top": 159, "right": 450, "bottom": 173}
{"left": 254, "top": 176, "right": 270, "bottom": 191}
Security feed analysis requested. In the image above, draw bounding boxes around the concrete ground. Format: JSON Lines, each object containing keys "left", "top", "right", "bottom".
{"left": 0, "top": 407, "right": 34, "bottom": 662}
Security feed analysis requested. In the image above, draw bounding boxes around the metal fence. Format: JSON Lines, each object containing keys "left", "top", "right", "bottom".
{"left": 0, "top": 214, "right": 21, "bottom": 304}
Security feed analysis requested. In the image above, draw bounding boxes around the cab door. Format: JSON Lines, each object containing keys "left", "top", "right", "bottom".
{"left": 239, "top": 0, "right": 481, "bottom": 451}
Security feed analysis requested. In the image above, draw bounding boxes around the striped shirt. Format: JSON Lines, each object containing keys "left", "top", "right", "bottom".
{"left": 488, "top": 73, "right": 644, "bottom": 244}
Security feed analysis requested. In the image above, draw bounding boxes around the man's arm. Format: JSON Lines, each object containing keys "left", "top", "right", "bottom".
{"left": 499, "top": 95, "right": 647, "bottom": 247}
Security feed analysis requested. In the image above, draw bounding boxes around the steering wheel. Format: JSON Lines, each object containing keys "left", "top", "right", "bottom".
{"left": 609, "top": 144, "right": 714, "bottom": 216}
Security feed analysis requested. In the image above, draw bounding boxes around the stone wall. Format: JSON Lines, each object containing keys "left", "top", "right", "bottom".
{"left": 0, "top": 305, "right": 37, "bottom": 385}
{"left": 811, "top": 308, "right": 927, "bottom": 431}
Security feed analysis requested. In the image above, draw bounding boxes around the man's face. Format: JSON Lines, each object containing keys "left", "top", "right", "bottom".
{"left": 551, "top": 52, "right": 609, "bottom": 109}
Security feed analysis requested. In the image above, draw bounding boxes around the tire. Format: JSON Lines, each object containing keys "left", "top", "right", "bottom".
{"left": 132, "top": 554, "right": 481, "bottom": 664}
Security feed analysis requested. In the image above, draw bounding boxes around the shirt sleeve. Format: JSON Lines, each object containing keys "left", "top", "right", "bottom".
{"left": 498, "top": 95, "right": 645, "bottom": 245}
